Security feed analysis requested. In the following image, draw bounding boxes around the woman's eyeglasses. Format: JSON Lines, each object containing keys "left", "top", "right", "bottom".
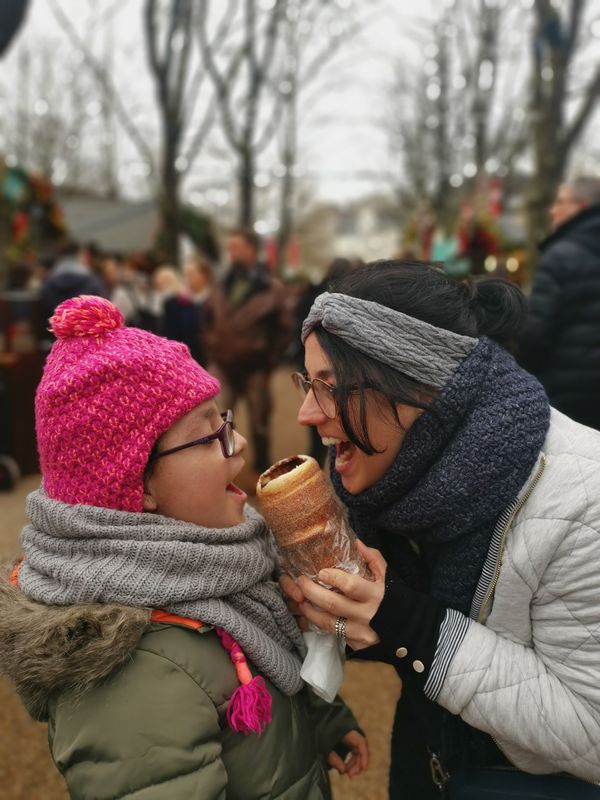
{"left": 150, "top": 410, "right": 235, "bottom": 460}
{"left": 291, "top": 372, "right": 338, "bottom": 419}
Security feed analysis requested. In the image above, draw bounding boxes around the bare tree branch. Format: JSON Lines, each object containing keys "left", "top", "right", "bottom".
{"left": 242, "top": 0, "right": 286, "bottom": 152}
{"left": 48, "top": 0, "right": 156, "bottom": 177}
{"left": 565, "top": 0, "right": 584, "bottom": 57}
{"left": 183, "top": 95, "right": 220, "bottom": 165}
{"left": 562, "top": 63, "right": 600, "bottom": 153}
{"left": 182, "top": 0, "right": 238, "bottom": 128}
{"left": 197, "top": 0, "right": 244, "bottom": 149}
{"left": 172, "top": 2, "right": 193, "bottom": 124}
{"left": 99, "top": 0, "right": 130, "bottom": 27}
{"left": 255, "top": 0, "right": 285, "bottom": 82}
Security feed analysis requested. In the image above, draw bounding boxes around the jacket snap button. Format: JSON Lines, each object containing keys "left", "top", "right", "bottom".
{"left": 412, "top": 659, "right": 425, "bottom": 673}
{"left": 395, "top": 646, "right": 408, "bottom": 659}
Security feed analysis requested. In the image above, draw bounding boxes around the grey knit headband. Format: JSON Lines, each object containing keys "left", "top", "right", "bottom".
{"left": 301, "top": 292, "right": 478, "bottom": 389}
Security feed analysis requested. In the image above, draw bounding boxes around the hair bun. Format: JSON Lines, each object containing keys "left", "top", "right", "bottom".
{"left": 50, "top": 295, "right": 124, "bottom": 339}
{"left": 471, "top": 278, "right": 527, "bottom": 349}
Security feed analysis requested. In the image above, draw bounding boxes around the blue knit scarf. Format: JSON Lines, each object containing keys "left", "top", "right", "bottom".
{"left": 331, "top": 337, "right": 550, "bottom": 615}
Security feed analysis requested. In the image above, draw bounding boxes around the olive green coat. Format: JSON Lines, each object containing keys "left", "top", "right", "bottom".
{"left": 0, "top": 579, "right": 358, "bottom": 800}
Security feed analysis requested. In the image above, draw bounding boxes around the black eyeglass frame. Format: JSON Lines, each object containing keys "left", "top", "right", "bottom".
{"left": 291, "top": 372, "right": 338, "bottom": 419}
{"left": 150, "top": 410, "right": 235, "bottom": 460}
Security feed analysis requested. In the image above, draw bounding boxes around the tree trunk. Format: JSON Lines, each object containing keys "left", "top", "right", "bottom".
{"left": 144, "top": 0, "right": 194, "bottom": 266}
{"left": 276, "top": 65, "right": 297, "bottom": 275}
{"left": 157, "top": 122, "right": 180, "bottom": 264}
{"left": 276, "top": 167, "right": 294, "bottom": 276}
{"left": 238, "top": 146, "right": 254, "bottom": 228}
{"left": 432, "top": 26, "right": 450, "bottom": 220}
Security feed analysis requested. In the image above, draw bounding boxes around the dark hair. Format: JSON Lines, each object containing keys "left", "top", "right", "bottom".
{"left": 315, "top": 259, "right": 527, "bottom": 454}
{"left": 143, "top": 440, "right": 160, "bottom": 485}
{"left": 54, "top": 239, "right": 81, "bottom": 259}
{"left": 324, "top": 257, "right": 356, "bottom": 285}
{"left": 229, "top": 228, "right": 262, "bottom": 253}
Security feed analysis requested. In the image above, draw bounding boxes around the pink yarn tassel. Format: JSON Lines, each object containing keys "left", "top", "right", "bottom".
{"left": 226, "top": 676, "right": 272, "bottom": 735}
{"left": 215, "top": 627, "right": 273, "bottom": 736}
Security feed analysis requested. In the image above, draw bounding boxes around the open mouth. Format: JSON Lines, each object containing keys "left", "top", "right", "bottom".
{"left": 321, "top": 436, "right": 356, "bottom": 472}
{"left": 226, "top": 482, "right": 246, "bottom": 499}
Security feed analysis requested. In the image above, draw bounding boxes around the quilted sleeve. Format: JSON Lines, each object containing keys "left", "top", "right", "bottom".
{"left": 429, "top": 516, "right": 600, "bottom": 783}
{"left": 50, "top": 648, "right": 228, "bottom": 800}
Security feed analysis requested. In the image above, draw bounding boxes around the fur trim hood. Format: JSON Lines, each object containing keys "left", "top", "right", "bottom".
{"left": 0, "top": 567, "right": 149, "bottom": 721}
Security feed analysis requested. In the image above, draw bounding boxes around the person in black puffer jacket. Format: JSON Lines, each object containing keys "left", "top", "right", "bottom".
{"left": 42, "top": 241, "right": 107, "bottom": 331}
{"left": 520, "top": 177, "right": 600, "bottom": 430}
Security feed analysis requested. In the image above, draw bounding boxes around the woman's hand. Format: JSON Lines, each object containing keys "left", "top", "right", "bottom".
{"left": 279, "top": 571, "right": 304, "bottom": 607}
{"left": 327, "top": 730, "right": 369, "bottom": 777}
{"left": 285, "top": 541, "right": 387, "bottom": 651}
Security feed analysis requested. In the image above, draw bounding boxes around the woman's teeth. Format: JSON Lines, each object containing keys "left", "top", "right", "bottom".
{"left": 320, "top": 436, "right": 354, "bottom": 467}
{"left": 335, "top": 441, "right": 354, "bottom": 466}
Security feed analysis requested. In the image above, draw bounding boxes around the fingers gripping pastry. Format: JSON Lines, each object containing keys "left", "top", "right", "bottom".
{"left": 256, "top": 455, "right": 368, "bottom": 580}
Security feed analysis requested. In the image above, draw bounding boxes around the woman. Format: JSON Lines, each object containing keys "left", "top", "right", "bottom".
{"left": 164, "top": 254, "right": 214, "bottom": 365}
{"left": 283, "top": 260, "right": 600, "bottom": 798}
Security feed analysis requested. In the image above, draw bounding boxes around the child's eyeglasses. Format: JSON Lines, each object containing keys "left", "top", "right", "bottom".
{"left": 150, "top": 410, "right": 235, "bottom": 460}
{"left": 291, "top": 372, "right": 338, "bottom": 419}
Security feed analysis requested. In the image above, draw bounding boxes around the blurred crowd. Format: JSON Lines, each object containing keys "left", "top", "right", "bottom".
{"left": 2, "top": 173, "right": 600, "bottom": 487}
{"left": 6, "top": 240, "right": 214, "bottom": 350}
{"left": 0, "top": 227, "right": 363, "bottom": 485}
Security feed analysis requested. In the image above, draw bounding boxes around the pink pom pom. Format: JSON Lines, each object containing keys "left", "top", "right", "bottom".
{"left": 226, "top": 676, "right": 272, "bottom": 736}
{"left": 51, "top": 296, "right": 124, "bottom": 339}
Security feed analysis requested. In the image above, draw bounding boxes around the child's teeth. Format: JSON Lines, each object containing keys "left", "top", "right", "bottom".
{"left": 322, "top": 437, "right": 341, "bottom": 446}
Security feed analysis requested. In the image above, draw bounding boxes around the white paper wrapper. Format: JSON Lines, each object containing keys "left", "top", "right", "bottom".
{"left": 300, "top": 630, "right": 345, "bottom": 703}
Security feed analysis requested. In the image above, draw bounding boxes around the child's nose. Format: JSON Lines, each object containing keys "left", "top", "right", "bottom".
{"left": 234, "top": 429, "right": 247, "bottom": 455}
{"left": 297, "top": 390, "right": 327, "bottom": 427}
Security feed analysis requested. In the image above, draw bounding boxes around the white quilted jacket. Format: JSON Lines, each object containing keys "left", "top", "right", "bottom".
{"left": 424, "top": 409, "right": 600, "bottom": 783}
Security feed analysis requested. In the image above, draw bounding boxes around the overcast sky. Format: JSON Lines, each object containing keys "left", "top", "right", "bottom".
{"left": 2, "top": 0, "right": 599, "bottom": 219}
{"left": 2, "top": 0, "right": 438, "bottom": 206}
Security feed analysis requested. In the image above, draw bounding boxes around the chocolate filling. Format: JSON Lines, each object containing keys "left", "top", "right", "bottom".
{"left": 259, "top": 456, "right": 307, "bottom": 488}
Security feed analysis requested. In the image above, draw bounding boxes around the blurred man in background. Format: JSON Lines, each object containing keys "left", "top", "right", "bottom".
{"left": 203, "top": 229, "right": 291, "bottom": 477}
{"left": 41, "top": 241, "right": 106, "bottom": 330}
{"left": 520, "top": 177, "right": 600, "bottom": 429}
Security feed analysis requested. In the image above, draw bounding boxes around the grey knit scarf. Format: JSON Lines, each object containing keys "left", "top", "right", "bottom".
{"left": 302, "top": 292, "right": 478, "bottom": 388}
{"left": 18, "top": 489, "right": 304, "bottom": 696}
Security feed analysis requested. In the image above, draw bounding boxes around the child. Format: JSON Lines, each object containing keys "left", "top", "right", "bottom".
{"left": 0, "top": 295, "right": 367, "bottom": 799}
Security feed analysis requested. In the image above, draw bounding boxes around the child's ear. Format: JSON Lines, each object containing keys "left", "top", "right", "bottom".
{"left": 142, "top": 490, "right": 158, "bottom": 512}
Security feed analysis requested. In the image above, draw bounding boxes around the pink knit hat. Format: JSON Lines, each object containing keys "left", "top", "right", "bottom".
{"left": 36, "top": 295, "right": 220, "bottom": 511}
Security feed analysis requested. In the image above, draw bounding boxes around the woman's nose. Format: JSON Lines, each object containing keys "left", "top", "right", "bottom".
{"left": 297, "top": 390, "right": 326, "bottom": 427}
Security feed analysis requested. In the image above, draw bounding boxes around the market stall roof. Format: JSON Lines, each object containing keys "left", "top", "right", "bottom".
{"left": 56, "top": 190, "right": 159, "bottom": 252}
